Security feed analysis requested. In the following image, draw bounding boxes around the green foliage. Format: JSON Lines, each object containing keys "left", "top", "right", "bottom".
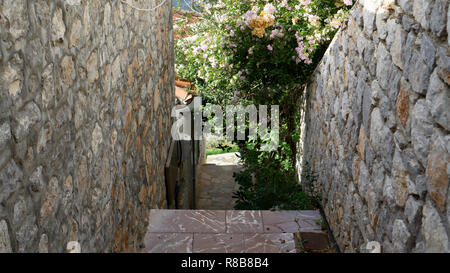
{"left": 206, "top": 144, "right": 239, "bottom": 156}
{"left": 174, "top": 0, "right": 353, "bottom": 210}
{"left": 216, "top": 143, "right": 234, "bottom": 152}
{"left": 175, "top": 0, "right": 352, "bottom": 106}
{"left": 232, "top": 142, "right": 315, "bottom": 210}
{"left": 300, "top": 161, "right": 321, "bottom": 203}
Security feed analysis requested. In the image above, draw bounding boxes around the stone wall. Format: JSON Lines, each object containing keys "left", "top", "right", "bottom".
{"left": 301, "top": 0, "right": 449, "bottom": 252}
{"left": 0, "top": 0, "right": 174, "bottom": 252}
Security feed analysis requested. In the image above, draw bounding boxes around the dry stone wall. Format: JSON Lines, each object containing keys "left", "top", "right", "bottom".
{"left": 0, "top": 0, "right": 174, "bottom": 252}
{"left": 301, "top": 0, "right": 449, "bottom": 252}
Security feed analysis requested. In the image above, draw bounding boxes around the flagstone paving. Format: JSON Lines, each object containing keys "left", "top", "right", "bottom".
{"left": 142, "top": 153, "right": 331, "bottom": 253}
{"left": 196, "top": 153, "right": 242, "bottom": 210}
{"left": 142, "top": 209, "right": 327, "bottom": 253}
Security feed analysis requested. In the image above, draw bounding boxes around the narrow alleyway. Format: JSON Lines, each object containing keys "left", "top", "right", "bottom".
{"left": 196, "top": 153, "right": 242, "bottom": 210}
{"left": 142, "top": 209, "right": 325, "bottom": 253}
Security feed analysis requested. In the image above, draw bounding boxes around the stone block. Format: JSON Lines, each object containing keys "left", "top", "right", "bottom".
{"left": 422, "top": 200, "right": 449, "bottom": 252}
{"left": 430, "top": 0, "right": 447, "bottom": 37}
{"left": 407, "top": 50, "right": 432, "bottom": 94}
{"left": 426, "top": 129, "right": 449, "bottom": 212}
{"left": 51, "top": 8, "right": 66, "bottom": 43}
{"left": 392, "top": 219, "right": 411, "bottom": 252}
{"left": 0, "top": 220, "right": 12, "bottom": 253}
{"left": 413, "top": 0, "right": 433, "bottom": 30}
{"left": 411, "top": 100, "right": 434, "bottom": 167}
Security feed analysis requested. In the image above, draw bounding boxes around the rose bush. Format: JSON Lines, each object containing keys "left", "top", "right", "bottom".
{"left": 175, "top": 0, "right": 352, "bottom": 105}
{"left": 175, "top": 0, "right": 353, "bottom": 210}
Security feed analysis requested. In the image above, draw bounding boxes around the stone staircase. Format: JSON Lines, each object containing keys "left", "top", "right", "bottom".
{"left": 142, "top": 209, "right": 330, "bottom": 253}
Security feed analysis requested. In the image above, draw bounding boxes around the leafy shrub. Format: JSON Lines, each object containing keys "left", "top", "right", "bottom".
{"left": 233, "top": 141, "right": 314, "bottom": 210}
{"left": 175, "top": 0, "right": 353, "bottom": 210}
{"left": 175, "top": 0, "right": 352, "bottom": 105}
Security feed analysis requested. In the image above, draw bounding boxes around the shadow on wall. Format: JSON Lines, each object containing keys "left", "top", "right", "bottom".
{"left": 299, "top": 0, "right": 449, "bottom": 253}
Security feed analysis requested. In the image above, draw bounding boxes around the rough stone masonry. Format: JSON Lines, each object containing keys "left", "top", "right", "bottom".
{"left": 301, "top": 0, "right": 449, "bottom": 252}
{"left": 0, "top": 0, "right": 174, "bottom": 252}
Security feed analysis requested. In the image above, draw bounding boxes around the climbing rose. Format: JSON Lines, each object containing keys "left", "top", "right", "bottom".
{"left": 300, "top": 0, "right": 311, "bottom": 6}
{"left": 308, "top": 15, "right": 321, "bottom": 27}
{"left": 263, "top": 4, "right": 276, "bottom": 14}
{"left": 270, "top": 29, "right": 283, "bottom": 39}
{"left": 244, "top": 10, "right": 257, "bottom": 21}
{"left": 330, "top": 18, "right": 341, "bottom": 28}
{"left": 248, "top": 13, "right": 275, "bottom": 38}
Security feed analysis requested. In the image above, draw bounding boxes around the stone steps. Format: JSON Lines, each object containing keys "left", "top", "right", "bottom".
{"left": 142, "top": 209, "right": 330, "bottom": 253}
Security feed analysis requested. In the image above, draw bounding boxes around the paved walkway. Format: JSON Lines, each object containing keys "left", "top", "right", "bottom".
{"left": 142, "top": 153, "right": 331, "bottom": 253}
{"left": 142, "top": 209, "right": 327, "bottom": 253}
{"left": 196, "top": 153, "right": 242, "bottom": 210}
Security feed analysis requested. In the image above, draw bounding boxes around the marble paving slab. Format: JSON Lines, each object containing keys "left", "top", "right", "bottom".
{"left": 226, "top": 210, "right": 264, "bottom": 233}
{"left": 147, "top": 210, "right": 226, "bottom": 233}
{"left": 262, "top": 210, "right": 322, "bottom": 233}
{"left": 243, "top": 233, "right": 297, "bottom": 253}
{"left": 143, "top": 233, "right": 193, "bottom": 253}
{"left": 144, "top": 210, "right": 327, "bottom": 253}
{"left": 193, "top": 233, "right": 245, "bottom": 253}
